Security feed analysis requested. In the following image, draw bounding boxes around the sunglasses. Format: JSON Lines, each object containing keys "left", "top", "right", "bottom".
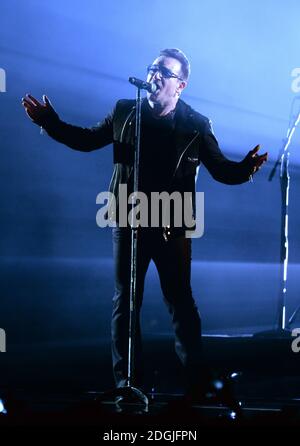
{"left": 147, "top": 64, "right": 183, "bottom": 81}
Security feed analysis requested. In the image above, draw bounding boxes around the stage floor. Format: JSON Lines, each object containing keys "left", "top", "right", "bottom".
{"left": 0, "top": 335, "right": 300, "bottom": 432}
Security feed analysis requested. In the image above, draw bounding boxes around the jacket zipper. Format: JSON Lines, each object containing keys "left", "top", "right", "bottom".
{"left": 162, "top": 130, "right": 200, "bottom": 241}
{"left": 171, "top": 131, "right": 200, "bottom": 180}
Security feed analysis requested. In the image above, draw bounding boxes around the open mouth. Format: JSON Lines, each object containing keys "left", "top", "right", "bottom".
{"left": 152, "top": 83, "right": 161, "bottom": 94}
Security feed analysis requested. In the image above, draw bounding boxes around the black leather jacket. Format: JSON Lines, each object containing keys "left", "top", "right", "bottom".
{"left": 41, "top": 98, "right": 253, "bottom": 236}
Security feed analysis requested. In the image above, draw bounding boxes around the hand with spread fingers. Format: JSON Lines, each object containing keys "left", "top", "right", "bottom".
{"left": 243, "top": 144, "right": 268, "bottom": 175}
{"left": 21, "top": 94, "right": 58, "bottom": 126}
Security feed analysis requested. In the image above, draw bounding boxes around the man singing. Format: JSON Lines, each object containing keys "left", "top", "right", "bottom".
{"left": 22, "top": 48, "right": 267, "bottom": 400}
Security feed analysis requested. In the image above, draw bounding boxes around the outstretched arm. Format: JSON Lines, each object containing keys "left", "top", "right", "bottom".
{"left": 200, "top": 119, "right": 268, "bottom": 184}
{"left": 21, "top": 94, "right": 113, "bottom": 152}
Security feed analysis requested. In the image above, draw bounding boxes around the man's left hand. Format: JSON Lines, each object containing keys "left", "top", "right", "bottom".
{"left": 243, "top": 144, "right": 268, "bottom": 175}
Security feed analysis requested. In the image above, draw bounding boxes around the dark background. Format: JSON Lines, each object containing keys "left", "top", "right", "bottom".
{"left": 0, "top": 0, "right": 300, "bottom": 393}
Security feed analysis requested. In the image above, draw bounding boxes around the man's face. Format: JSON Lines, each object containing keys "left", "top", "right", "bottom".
{"left": 146, "top": 56, "right": 187, "bottom": 107}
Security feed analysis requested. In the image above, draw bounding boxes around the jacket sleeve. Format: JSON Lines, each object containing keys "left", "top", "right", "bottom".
{"left": 40, "top": 107, "right": 114, "bottom": 152}
{"left": 200, "top": 119, "right": 252, "bottom": 185}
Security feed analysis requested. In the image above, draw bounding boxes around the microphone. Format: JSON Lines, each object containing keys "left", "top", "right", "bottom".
{"left": 129, "top": 77, "right": 157, "bottom": 93}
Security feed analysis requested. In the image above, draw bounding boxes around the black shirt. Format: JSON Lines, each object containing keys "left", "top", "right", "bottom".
{"left": 139, "top": 100, "right": 177, "bottom": 196}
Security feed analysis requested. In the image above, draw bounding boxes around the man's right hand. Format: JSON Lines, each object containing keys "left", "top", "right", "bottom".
{"left": 21, "top": 94, "right": 59, "bottom": 126}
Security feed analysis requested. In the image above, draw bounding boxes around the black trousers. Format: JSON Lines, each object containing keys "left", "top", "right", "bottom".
{"left": 111, "top": 226, "right": 203, "bottom": 389}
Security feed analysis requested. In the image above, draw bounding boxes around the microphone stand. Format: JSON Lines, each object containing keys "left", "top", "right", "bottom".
{"left": 255, "top": 109, "right": 300, "bottom": 338}
{"left": 98, "top": 84, "right": 148, "bottom": 408}
{"left": 122, "top": 82, "right": 148, "bottom": 404}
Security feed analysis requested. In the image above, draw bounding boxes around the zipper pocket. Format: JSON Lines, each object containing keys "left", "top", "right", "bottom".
{"left": 172, "top": 131, "right": 199, "bottom": 179}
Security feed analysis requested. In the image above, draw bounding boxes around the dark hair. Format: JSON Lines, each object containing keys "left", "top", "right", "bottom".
{"left": 159, "top": 48, "right": 190, "bottom": 81}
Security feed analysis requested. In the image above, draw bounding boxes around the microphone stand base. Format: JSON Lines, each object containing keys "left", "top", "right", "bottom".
{"left": 96, "top": 385, "right": 149, "bottom": 407}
